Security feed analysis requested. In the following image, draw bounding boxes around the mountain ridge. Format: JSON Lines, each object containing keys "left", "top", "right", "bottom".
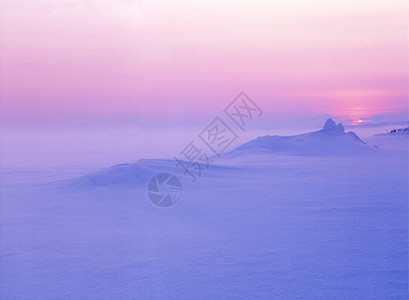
{"left": 226, "top": 118, "right": 377, "bottom": 157}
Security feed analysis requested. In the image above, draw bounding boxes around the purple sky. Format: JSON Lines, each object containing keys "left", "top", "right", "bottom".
{"left": 0, "top": 0, "right": 407, "bottom": 129}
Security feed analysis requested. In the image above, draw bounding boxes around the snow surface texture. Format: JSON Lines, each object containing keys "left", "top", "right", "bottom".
{"left": 0, "top": 121, "right": 408, "bottom": 299}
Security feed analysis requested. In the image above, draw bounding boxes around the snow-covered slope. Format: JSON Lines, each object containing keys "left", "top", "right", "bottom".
{"left": 228, "top": 118, "right": 378, "bottom": 156}
{"left": 375, "top": 126, "right": 409, "bottom": 136}
{"left": 1, "top": 136, "right": 407, "bottom": 299}
{"left": 1, "top": 125, "right": 407, "bottom": 299}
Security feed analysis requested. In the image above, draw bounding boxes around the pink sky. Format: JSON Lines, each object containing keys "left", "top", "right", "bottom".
{"left": 0, "top": 0, "right": 407, "bottom": 127}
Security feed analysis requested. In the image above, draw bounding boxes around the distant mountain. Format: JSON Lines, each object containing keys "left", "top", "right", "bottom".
{"left": 375, "top": 126, "right": 409, "bottom": 136}
{"left": 66, "top": 119, "right": 380, "bottom": 187}
{"left": 227, "top": 118, "right": 378, "bottom": 156}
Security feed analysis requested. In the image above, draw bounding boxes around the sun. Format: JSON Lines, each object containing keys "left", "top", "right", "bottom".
{"left": 351, "top": 119, "right": 369, "bottom": 126}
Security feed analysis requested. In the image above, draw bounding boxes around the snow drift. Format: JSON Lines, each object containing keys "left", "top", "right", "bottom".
{"left": 63, "top": 159, "right": 176, "bottom": 187}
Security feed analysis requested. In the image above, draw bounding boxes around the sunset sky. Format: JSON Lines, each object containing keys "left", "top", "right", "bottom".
{"left": 0, "top": 0, "right": 407, "bottom": 128}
